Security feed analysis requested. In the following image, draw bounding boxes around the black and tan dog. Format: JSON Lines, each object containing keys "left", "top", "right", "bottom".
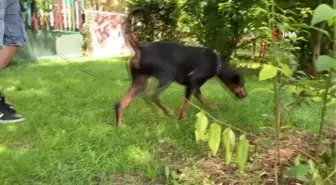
{"left": 115, "top": 7, "right": 247, "bottom": 127}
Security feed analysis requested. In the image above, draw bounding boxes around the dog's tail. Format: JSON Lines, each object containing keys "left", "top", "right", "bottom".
{"left": 123, "top": 7, "right": 149, "bottom": 69}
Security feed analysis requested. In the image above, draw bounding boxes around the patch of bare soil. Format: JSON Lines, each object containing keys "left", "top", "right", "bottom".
{"left": 110, "top": 125, "right": 335, "bottom": 185}
{"left": 109, "top": 173, "right": 159, "bottom": 185}
{"left": 173, "top": 124, "right": 336, "bottom": 185}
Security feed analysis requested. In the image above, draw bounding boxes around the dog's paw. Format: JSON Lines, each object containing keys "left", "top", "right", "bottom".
{"left": 178, "top": 114, "right": 187, "bottom": 120}
{"left": 166, "top": 110, "right": 176, "bottom": 117}
{"left": 155, "top": 109, "right": 166, "bottom": 117}
{"left": 118, "top": 124, "right": 127, "bottom": 128}
{"left": 209, "top": 104, "right": 218, "bottom": 109}
{"left": 178, "top": 117, "right": 187, "bottom": 120}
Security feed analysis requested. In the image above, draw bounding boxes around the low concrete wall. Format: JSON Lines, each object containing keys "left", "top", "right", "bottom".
{"left": 14, "top": 30, "right": 83, "bottom": 61}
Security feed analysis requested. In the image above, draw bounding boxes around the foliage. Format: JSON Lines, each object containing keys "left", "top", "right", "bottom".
{"left": 235, "top": 135, "right": 250, "bottom": 173}
{"left": 122, "top": 0, "right": 180, "bottom": 41}
{"left": 195, "top": 112, "right": 209, "bottom": 143}
{"left": 28, "top": 0, "right": 53, "bottom": 13}
{"left": 208, "top": 123, "right": 222, "bottom": 156}
{"left": 288, "top": 143, "right": 336, "bottom": 185}
{"left": 222, "top": 128, "right": 236, "bottom": 165}
{"left": 251, "top": 0, "right": 309, "bottom": 184}
{"left": 194, "top": 112, "right": 250, "bottom": 174}
{"left": 276, "top": 4, "right": 336, "bottom": 185}
{"left": 178, "top": 0, "right": 262, "bottom": 59}
{"left": 309, "top": 3, "right": 336, "bottom": 156}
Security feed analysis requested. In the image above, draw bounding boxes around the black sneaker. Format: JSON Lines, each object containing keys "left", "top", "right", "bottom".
{"left": 0, "top": 93, "right": 25, "bottom": 124}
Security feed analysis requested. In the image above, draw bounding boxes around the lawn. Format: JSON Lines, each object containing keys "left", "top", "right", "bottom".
{"left": 0, "top": 58, "right": 333, "bottom": 185}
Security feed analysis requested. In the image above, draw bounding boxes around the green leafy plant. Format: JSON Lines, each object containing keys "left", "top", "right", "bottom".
{"left": 222, "top": 128, "right": 236, "bottom": 165}
{"left": 310, "top": 4, "right": 336, "bottom": 154}
{"left": 287, "top": 3, "right": 336, "bottom": 185}
{"left": 178, "top": 0, "right": 261, "bottom": 59}
{"left": 208, "top": 123, "right": 222, "bottom": 156}
{"left": 195, "top": 112, "right": 209, "bottom": 143}
{"left": 249, "top": 0, "right": 312, "bottom": 184}
{"left": 288, "top": 149, "right": 335, "bottom": 185}
{"left": 235, "top": 135, "right": 250, "bottom": 173}
{"left": 194, "top": 112, "right": 250, "bottom": 174}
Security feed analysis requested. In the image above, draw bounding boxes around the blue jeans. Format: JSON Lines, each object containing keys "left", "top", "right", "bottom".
{"left": 0, "top": 0, "right": 27, "bottom": 48}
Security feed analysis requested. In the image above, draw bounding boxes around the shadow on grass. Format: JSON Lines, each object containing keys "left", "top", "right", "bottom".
{"left": 0, "top": 59, "right": 331, "bottom": 184}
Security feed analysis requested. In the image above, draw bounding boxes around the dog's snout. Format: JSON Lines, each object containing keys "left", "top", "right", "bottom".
{"left": 234, "top": 87, "right": 247, "bottom": 99}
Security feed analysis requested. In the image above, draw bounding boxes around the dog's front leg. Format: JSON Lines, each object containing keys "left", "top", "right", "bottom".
{"left": 179, "top": 86, "right": 193, "bottom": 120}
{"left": 193, "top": 88, "right": 208, "bottom": 105}
{"left": 193, "top": 89, "right": 218, "bottom": 109}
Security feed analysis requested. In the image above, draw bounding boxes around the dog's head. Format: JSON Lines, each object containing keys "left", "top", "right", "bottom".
{"left": 217, "top": 62, "right": 247, "bottom": 99}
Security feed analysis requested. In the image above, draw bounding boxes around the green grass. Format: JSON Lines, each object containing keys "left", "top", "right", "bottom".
{"left": 0, "top": 58, "right": 333, "bottom": 185}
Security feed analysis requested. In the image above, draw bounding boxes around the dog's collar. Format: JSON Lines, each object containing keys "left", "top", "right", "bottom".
{"left": 216, "top": 63, "right": 222, "bottom": 74}
{"left": 216, "top": 56, "right": 222, "bottom": 74}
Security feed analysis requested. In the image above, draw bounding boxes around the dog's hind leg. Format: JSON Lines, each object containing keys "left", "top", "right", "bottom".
{"left": 193, "top": 88, "right": 208, "bottom": 105}
{"left": 115, "top": 75, "right": 148, "bottom": 127}
{"left": 141, "top": 90, "right": 164, "bottom": 116}
{"left": 151, "top": 79, "right": 175, "bottom": 117}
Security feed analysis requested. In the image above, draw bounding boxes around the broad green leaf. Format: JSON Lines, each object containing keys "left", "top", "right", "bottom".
{"left": 313, "top": 175, "right": 324, "bottom": 185}
{"left": 279, "top": 63, "right": 293, "bottom": 76}
{"left": 294, "top": 37, "right": 308, "bottom": 42}
{"left": 294, "top": 154, "right": 301, "bottom": 166}
{"left": 259, "top": 65, "right": 278, "bottom": 81}
{"left": 236, "top": 135, "right": 249, "bottom": 173}
{"left": 311, "top": 4, "right": 336, "bottom": 25}
{"left": 312, "top": 169, "right": 321, "bottom": 181}
{"left": 288, "top": 164, "right": 310, "bottom": 182}
{"left": 291, "top": 23, "right": 310, "bottom": 28}
{"left": 222, "top": 128, "right": 236, "bottom": 165}
{"left": 208, "top": 123, "right": 222, "bottom": 156}
{"left": 316, "top": 55, "right": 336, "bottom": 72}
{"left": 311, "top": 26, "right": 330, "bottom": 38}
{"left": 284, "top": 9, "right": 297, "bottom": 16}
{"left": 308, "top": 159, "right": 315, "bottom": 170}
{"left": 165, "top": 166, "right": 170, "bottom": 179}
{"left": 249, "top": 88, "right": 274, "bottom": 95}
{"left": 327, "top": 99, "right": 336, "bottom": 107}
{"left": 328, "top": 17, "right": 335, "bottom": 26}
{"left": 251, "top": 7, "right": 267, "bottom": 14}
{"left": 195, "top": 112, "right": 208, "bottom": 143}
{"left": 311, "top": 97, "right": 323, "bottom": 102}
{"left": 257, "top": 26, "right": 271, "bottom": 32}
{"left": 299, "top": 90, "right": 316, "bottom": 97}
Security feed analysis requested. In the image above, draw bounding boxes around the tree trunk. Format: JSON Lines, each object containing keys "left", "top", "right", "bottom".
{"left": 309, "top": 22, "right": 326, "bottom": 77}
{"left": 251, "top": 39, "right": 256, "bottom": 59}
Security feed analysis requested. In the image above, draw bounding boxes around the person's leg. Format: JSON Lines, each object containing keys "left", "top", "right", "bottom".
{"left": 0, "top": 46, "right": 19, "bottom": 70}
{"left": 0, "top": 0, "right": 27, "bottom": 124}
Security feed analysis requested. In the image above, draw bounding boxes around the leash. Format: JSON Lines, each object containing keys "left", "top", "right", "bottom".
{"left": 216, "top": 55, "right": 223, "bottom": 74}
{"left": 55, "top": 51, "right": 132, "bottom": 81}
{"left": 55, "top": 52, "right": 164, "bottom": 101}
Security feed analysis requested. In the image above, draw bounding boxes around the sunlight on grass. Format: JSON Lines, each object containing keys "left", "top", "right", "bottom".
{"left": 0, "top": 145, "right": 8, "bottom": 154}
{"left": 125, "top": 146, "right": 152, "bottom": 165}
{"left": 4, "top": 125, "right": 18, "bottom": 132}
{"left": 24, "top": 88, "right": 50, "bottom": 97}
{"left": 37, "top": 61, "right": 69, "bottom": 66}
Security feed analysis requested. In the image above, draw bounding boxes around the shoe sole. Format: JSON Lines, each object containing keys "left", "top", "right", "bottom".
{"left": 0, "top": 118, "right": 25, "bottom": 124}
